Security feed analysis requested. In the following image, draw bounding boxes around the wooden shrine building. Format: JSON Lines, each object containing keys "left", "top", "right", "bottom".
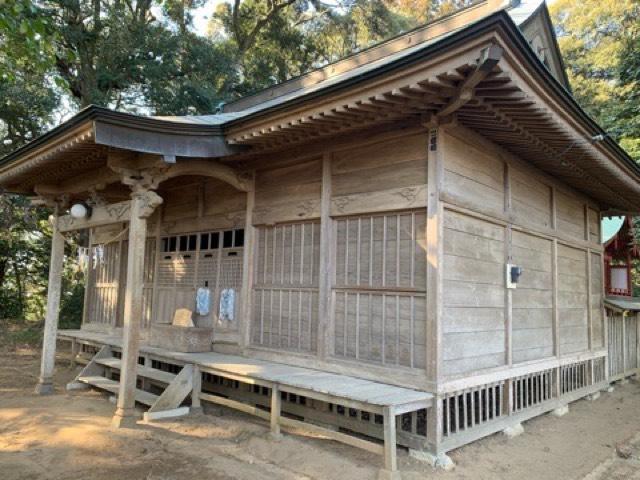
{"left": 2, "top": 0, "right": 640, "bottom": 477}
{"left": 603, "top": 217, "right": 640, "bottom": 382}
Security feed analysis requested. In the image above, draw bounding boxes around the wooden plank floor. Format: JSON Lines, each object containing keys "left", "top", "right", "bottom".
{"left": 59, "top": 329, "right": 433, "bottom": 408}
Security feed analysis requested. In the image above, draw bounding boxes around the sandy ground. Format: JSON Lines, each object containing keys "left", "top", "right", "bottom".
{"left": 1, "top": 348, "right": 640, "bottom": 480}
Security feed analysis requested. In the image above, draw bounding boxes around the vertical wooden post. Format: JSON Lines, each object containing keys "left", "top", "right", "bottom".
{"left": 587, "top": 249, "right": 593, "bottom": 351}
{"left": 270, "top": 384, "right": 282, "bottom": 439}
{"left": 240, "top": 171, "right": 256, "bottom": 351}
{"left": 192, "top": 365, "right": 202, "bottom": 411}
{"left": 318, "top": 153, "right": 333, "bottom": 359}
{"left": 504, "top": 162, "right": 513, "bottom": 368}
{"left": 81, "top": 228, "right": 94, "bottom": 328}
{"left": 552, "top": 239, "right": 559, "bottom": 356}
{"left": 603, "top": 261, "right": 610, "bottom": 379}
{"left": 622, "top": 311, "right": 627, "bottom": 375}
{"left": 382, "top": 406, "right": 398, "bottom": 474}
{"left": 636, "top": 312, "right": 640, "bottom": 375}
{"left": 35, "top": 207, "right": 66, "bottom": 395}
{"left": 112, "top": 188, "right": 162, "bottom": 428}
{"left": 150, "top": 208, "right": 162, "bottom": 328}
{"left": 426, "top": 125, "right": 444, "bottom": 454}
{"left": 70, "top": 339, "right": 80, "bottom": 368}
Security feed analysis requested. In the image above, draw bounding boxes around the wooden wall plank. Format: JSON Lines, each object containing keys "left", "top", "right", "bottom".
{"left": 442, "top": 210, "right": 506, "bottom": 376}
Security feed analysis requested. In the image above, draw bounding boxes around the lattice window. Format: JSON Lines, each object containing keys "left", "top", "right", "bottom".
{"left": 252, "top": 221, "right": 320, "bottom": 352}
{"left": 155, "top": 229, "right": 244, "bottom": 326}
{"left": 333, "top": 211, "right": 426, "bottom": 369}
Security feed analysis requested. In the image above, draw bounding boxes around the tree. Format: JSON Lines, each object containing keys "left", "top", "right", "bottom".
{"left": 0, "top": 0, "right": 59, "bottom": 155}
{"left": 551, "top": 0, "right": 640, "bottom": 161}
{"left": 614, "top": 11, "right": 640, "bottom": 160}
{"left": 209, "top": 0, "right": 478, "bottom": 99}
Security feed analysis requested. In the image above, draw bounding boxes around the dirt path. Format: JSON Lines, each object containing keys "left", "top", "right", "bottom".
{"left": 1, "top": 348, "right": 639, "bottom": 480}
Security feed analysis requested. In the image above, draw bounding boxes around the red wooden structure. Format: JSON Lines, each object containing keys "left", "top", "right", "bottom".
{"left": 604, "top": 217, "right": 640, "bottom": 297}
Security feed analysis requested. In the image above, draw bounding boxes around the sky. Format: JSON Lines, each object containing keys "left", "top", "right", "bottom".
{"left": 191, "top": 0, "right": 224, "bottom": 35}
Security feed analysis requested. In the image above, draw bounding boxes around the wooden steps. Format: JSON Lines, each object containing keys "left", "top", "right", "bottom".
{"left": 69, "top": 346, "right": 196, "bottom": 421}
{"left": 78, "top": 375, "right": 159, "bottom": 406}
{"left": 95, "top": 357, "right": 177, "bottom": 384}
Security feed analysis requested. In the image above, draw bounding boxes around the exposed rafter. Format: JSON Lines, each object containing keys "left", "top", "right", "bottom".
{"left": 436, "top": 45, "right": 503, "bottom": 118}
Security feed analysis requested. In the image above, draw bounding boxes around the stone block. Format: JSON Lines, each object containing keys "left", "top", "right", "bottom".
{"left": 408, "top": 449, "right": 454, "bottom": 470}
{"left": 551, "top": 405, "right": 569, "bottom": 417}
{"left": 503, "top": 423, "right": 524, "bottom": 438}
{"left": 149, "top": 324, "right": 214, "bottom": 353}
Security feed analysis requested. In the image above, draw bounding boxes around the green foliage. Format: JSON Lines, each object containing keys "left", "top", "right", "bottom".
{"left": 551, "top": 0, "right": 640, "bottom": 161}
{"left": 209, "top": 0, "right": 472, "bottom": 98}
{"left": 0, "top": 0, "right": 58, "bottom": 155}
{"left": 0, "top": 195, "right": 50, "bottom": 321}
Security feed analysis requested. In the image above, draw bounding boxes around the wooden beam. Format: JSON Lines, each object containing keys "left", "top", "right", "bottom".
{"left": 437, "top": 44, "right": 503, "bottom": 118}
{"left": 156, "top": 159, "right": 251, "bottom": 192}
{"left": 57, "top": 200, "right": 131, "bottom": 233}
{"left": 35, "top": 167, "right": 120, "bottom": 196}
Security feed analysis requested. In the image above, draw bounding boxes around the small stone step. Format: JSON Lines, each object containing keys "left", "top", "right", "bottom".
{"left": 94, "top": 357, "right": 177, "bottom": 384}
{"left": 78, "top": 375, "right": 159, "bottom": 407}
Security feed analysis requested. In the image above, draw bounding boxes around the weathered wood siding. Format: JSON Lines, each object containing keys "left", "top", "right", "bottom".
{"left": 608, "top": 310, "right": 639, "bottom": 379}
{"left": 439, "top": 126, "right": 603, "bottom": 378}
{"left": 442, "top": 210, "right": 506, "bottom": 376}
{"left": 557, "top": 244, "right": 588, "bottom": 354}
{"left": 591, "top": 252, "right": 605, "bottom": 348}
{"left": 254, "top": 158, "right": 322, "bottom": 225}
{"left": 331, "top": 134, "right": 427, "bottom": 216}
{"left": 511, "top": 232, "right": 553, "bottom": 363}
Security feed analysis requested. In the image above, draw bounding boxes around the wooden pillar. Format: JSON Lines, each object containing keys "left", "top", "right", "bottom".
{"left": 587, "top": 248, "right": 593, "bottom": 351}
{"left": 426, "top": 126, "right": 444, "bottom": 452}
{"left": 81, "top": 228, "right": 94, "bottom": 328}
{"left": 240, "top": 172, "right": 256, "bottom": 351}
{"left": 192, "top": 365, "right": 202, "bottom": 411}
{"left": 112, "top": 188, "right": 162, "bottom": 428}
{"left": 35, "top": 208, "right": 66, "bottom": 395}
{"left": 270, "top": 384, "right": 282, "bottom": 439}
{"left": 318, "top": 153, "right": 333, "bottom": 359}
{"left": 622, "top": 311, "right": 627, "bottom": 375}
{"left": 382, "top": 406, "right": 398, "bottom": 474}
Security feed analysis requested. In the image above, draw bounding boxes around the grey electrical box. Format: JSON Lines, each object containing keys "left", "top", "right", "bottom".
{"left": 506, "top": 264, "right": 523, "bottom": 289}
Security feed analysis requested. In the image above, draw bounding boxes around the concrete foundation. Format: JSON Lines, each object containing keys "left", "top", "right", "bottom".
{"left": 408, "top": 449, "right": 455, "bottom": 471}
{"left": 34, "top": 381, "right": 54, "bottom": 395}
{"left": 503, "top": 423, "right": 525, "bottom": 438}
{"left": 551, "top": 405, "right": 569, "bottom": 417}
{"left": 587, "top": 392, "right": 601, "bottom": 401}
{"left": 111, "top": 407, "right": 141, "bottom": 429}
